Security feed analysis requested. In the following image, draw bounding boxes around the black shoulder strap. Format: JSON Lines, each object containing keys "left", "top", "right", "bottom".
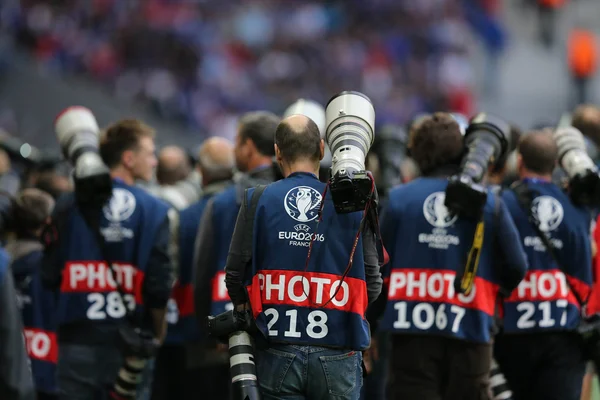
{"left": 240, "top": 185, "right": 267, "bottom": 263}
{"left": 511, "top": 181, "right": 587, "bottom": 307}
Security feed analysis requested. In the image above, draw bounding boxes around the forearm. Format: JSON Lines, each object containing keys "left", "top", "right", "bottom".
{"left": 225, "top": 200, "right": 250, "bottom": 305}
{"left": 363, "top": 225, "right": 383, "bottom": 304}
{"left": 150, "top": 308, "right": 167, "bottom": 344}
{"left": 366, "top": 287, "right": 388, "bottom": 334}
{"left": 193, "top": 202, "right": 216, "bottom": 322}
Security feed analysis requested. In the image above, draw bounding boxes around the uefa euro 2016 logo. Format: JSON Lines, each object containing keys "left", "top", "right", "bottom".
{"left": 103, "top": 188, "right": 137, "bottom": 223}
{"left": 284, "top": 186, "right": 322, "bottom": 223}
{"left": 531, "top": 196, "right": 564, "bottom": 232}
{"left": 423, "top": 192, "right": 458, "bottom": 229}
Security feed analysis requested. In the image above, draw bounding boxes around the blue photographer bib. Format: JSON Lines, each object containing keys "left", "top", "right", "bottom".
{"left": 56, "top": 179, "right": 169, "bottom": 325}
{"left": 244, "top": 172, "right": 370, "bottom": 351}
{"left": 207, "top": 186, "right": 241, "bottom": 317}
{"left": 166, "top": 191, "right": 220, "bottom": 344}
{"left": 502, "top": 179, "right": 592, "bottom": 334}
{"left": 12, "top": 249, "right": 58, "bottom": 394}
{"left": 379, "top": 178, "right": 505, "bottom": 344}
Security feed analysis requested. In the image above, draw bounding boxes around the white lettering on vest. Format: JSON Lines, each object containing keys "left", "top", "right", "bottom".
{"left": 388, "top": 271, "right": 477, "bottom": 304}
{"left": 256, "top": 271, "right": 359, "bottom": 312}
{"left": 64, "top": 262, "right": 138, "bottom": 292}
{"left": 514, "top": 271, "right": 569, "bottom": 301}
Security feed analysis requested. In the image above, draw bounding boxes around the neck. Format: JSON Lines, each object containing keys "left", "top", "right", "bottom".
{"left": 246, "top": 156, "right": 272, "bottom": 173}
{"left": 202, "top": 176, "right": 231, "bottom": 187}
{"left": 110, "top": 166, "right": 135, "bottom": 185}
{"left": 282, "top": 160, "right": 319, "bottom": 178}
{"left": 520, "top": 170, "right": 552, "bottom": 182}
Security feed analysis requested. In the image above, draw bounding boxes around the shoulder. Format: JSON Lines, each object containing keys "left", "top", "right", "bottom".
{"left": 386, "top": 178, "right": 443, "bottom": 208}
{"left": 120, "top": 183, "right": 170, "bottom": 213}
{"left": 54, "top": 192, "right": 76, "bottom": 215}
{"left": 213, "top": 186, "right": 237, "bottom": 207}
{"left": 180, "top": 195, "right": 213, "bottom": 218}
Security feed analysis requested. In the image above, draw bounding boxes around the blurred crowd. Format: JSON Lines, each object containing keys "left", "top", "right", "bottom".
{"left": 0, "top": 0, "right": 505, "bottom": 139}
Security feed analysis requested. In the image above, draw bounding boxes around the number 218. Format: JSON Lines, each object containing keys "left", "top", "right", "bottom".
{"left": 264, "top": 308, "right": 329, "bottom": 339}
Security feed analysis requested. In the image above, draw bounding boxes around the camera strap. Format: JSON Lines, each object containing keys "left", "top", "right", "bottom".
{"left": 458, "top": 216, "right": 485, "bottom": 296}
{"left": 80, "top": 207, "right": 136, "bottom": 322}
{"left": 511, "top": 181, "right": 588, "bottom": 311}
{"left": 457, "top": 190, "right": 502, "bottom": 296}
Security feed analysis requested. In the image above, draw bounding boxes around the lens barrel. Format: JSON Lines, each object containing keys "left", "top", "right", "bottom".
{"left": 229, "top": 331, "right": 261, "bottom": 400}
{"left": 325, "top": 91, "right": 375, "bottom": 177}
{"left": 445, "top": 113, "right": 511, "bottom": 219}
{"left": 109, "top": 357, "right": 147, "bottom": 400}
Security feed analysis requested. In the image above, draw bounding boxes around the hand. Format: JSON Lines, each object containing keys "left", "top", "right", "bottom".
{"left": 235, "top": 302, "right": 250, "bottom": 312}
{"left": 362, "top": 337, "right": 379, "bottom": 376}
{"left": 216, "top": 343, "right": 229, "bottom": 353}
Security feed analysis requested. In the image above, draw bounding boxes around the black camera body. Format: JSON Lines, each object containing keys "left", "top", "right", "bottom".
{"left": 206, "top": 310, "right": 262, "bottom": 400}
{"left": 445, "top": 113, "right": 511, "bottom": 220}
{"left": 206, "top": 309, "right": 254, "bottom": 339}
{"left": 569, "top": 169, "right": 600, "bottom": 207}
{"left": 329, "top": 170, "right": 373, "bottom": 214}
{"left": 445, "top": 175, "right": 488, "bottom": 220}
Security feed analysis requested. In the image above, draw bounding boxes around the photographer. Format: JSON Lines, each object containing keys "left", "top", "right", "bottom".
{"left": 143, "top": 146, "right": 201, "bottom": 210}
{"left": 192, "top": 111, "right": 279, "bottom": 399}
{"left": 193, "top": 112, "right": 279, "bottom": 327}
{"left": 41, "top": 117, "right": 173, "bottom": 399}
{"left": 0, "top": 241, "right": 36, "bottom": 400}
{"left": 152, "top": 137, "right": 235, "bottom": 400}
{"left": 8, "top": 188, "right": 57, "bottom": 400}
{"left": 224, "top": 114, "right": 382, "bottom": 399}
{"left": 494, "top": 130, "right": 592, "bottom": 400}
{"left": 370, "top": 112, "right": 527, "bottom": 400}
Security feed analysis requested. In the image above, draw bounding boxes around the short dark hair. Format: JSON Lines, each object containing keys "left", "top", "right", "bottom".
{"left": 408, "top": 112, "right": 463, "bottom": 175}
{"left": 518, "top": 130, "right": 557, "bottom": 175}
{"left": 100, "top": 119, "right": 155, "bottom": 168}
{"left": 12, "top": 188, "right": 54, "bottom": 237}
{"left": 275, "top": 118, "right": 321, "bottom": 164}
{"left": 238, "top": 111, "right": 280, "bottom": 157}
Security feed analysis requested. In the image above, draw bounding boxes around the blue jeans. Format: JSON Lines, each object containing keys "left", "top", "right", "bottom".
{"left": 255, "top": 344, "right": 363, "bottom": 400}
{"left": 58, "top": 343, "right": 123, "bottom": 400}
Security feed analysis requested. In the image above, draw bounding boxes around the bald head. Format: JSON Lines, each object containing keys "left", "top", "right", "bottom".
{"left": 157, "top": 146, "right": 191, "bottom": 185}
{"left": 275, "top": 114, "right": 322, "bottom": 164}
{"left": 518, "top": 130, "right": 558, "bottom": 175}
{"left": 198, "top": 137, "right": 235, "bottom": 184}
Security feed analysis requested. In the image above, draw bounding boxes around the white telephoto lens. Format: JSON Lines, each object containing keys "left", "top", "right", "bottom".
{"left": 325, "top": 91, "right": 375, "bottom": 177}
{"left": 54, "top": 106, "right": 100, "bottom": 160}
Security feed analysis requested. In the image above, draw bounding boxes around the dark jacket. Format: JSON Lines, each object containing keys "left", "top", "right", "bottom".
{"left": 193, "top": 166, "right": 277, "bottom": 324}
{"left": 0, "top": 246, "right": 36, "bottom": 400}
